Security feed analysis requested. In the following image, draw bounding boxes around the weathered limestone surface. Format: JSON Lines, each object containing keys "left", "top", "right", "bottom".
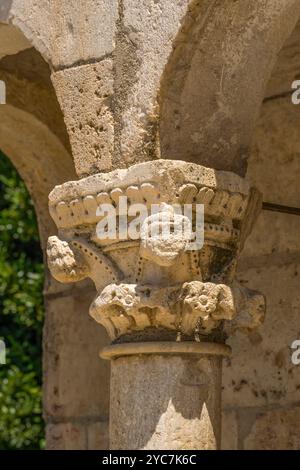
{"left": 87, "top": 422, "right": 109, "bottom": 450}
{"left": 0, "top": 23, "right": 30, "bottom": 59}
{"left": 1, "top": 0, "right": 118, "bottom": 69}
{"left": 247, "top": 98, "right": 300, "bottom": 209}
{"left": 160, "top": 0, "right": 300, "bottom": 175}
{"left": 46, "top": 420, "right": 109, "bottom": 451}
{"left": 46, "top": 159, "right": 264, "bottom": 343}
{"left": 110, "top": 354, "right": 222, "bottom": 450}
{"left": 264, "top": 19, "right": 300, "bottom": 99}
{"left": 0, "top": 104, "right": 72, "bottom": 245}
{"left": 221, "top": 411, "right": 238, "bottom": 450}
{"left": 52, "top": 60, "right": 114, "bottom": 177}
{"left": 0, "top": 47, "right": 75, "bottom": 244}
{"left": 1, "top": 0, "right": 300, "bottom": 451}
{"left": 3, "top": 1, "right": 300, "bottom": 177}
{"left": 43, "top": 287, "right": 110, "bottom": 420}
{"left": 244, "top": 407, "right": 300, "bottom": 450}
{"left": 46, "top": 158, "right": 265, "bottom": 449}
{"left": 221, "top": 31, "right": 300, "bottom": 448}
{"left": 113, "top": 0, "right": 190, "bottom": 168}
{"left": 46, "top": 422, "right": 86, "bottom": 451}
{"left": 0, "top": 28, "right": 111, "bottom": 451}
{"left": 223, "top": 263, "right": 300, "bottom": 408}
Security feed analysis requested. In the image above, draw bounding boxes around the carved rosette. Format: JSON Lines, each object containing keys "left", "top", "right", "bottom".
{"left": 47, "top": 160, "right": 265, "bottom": 344}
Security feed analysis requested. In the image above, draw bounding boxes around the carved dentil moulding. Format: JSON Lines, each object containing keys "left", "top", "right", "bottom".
{"left": 47, "top": 159, "right": 265, "bottom": 343}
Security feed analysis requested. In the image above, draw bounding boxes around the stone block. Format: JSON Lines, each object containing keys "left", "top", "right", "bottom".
{"left": 223, "top": 263, "right": 300, "bottom": 409}
{"left": 43, "top": 287, "right": 110, "bottom": 420}
{"left": 221, "top": 410, "right": 238, "bottom": 450}
{"left": 248, "top": 97, "right": 300, "bottom": 207}
{"left": 46, "top": 422, "right": 86, "bottom": 450}
{"left": 241, "top": 210, "right": 300, "bottom": 259}
{"left": 244, "top": 407, "right": 300, "bottom": 450}
{"left": 0, "top": 24, "right": 31, "bottom": 59}
{"left": 52, "top": 60, "right": 114, "bottom": 177}
{"left": 265, "top": 20, "right": 300, "bottom": 98}
{"left": 87, "top": 421, "right": 109, "bottom": 450}
{"left": 10, "top": 0, "right": 118, "bottom": 68}
{"left": 114, "top": 0, "right": 189, "bottom": 166}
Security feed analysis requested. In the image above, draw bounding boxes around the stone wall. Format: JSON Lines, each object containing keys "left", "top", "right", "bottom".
{"left": 44, "top": 279, "right": 110, "bottom": 450}
{"left": 222, "top": 25, "right": 300, "bottom": 447}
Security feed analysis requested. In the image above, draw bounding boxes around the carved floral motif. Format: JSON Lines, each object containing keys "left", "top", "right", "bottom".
{"left": 47, "top": 160, "right": 265, "bottom": 343}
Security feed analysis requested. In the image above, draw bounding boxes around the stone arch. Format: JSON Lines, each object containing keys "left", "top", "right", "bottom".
{"left": 0, "top": 22, "right": 75, "bottom": 245}
{"left": 0, "top": 23, "right": 110, "bottom": 450}
{"left": 159, "top": 0, "right": 300, "bottom": 175}
{"left": 247, "top": 16, "right": 300, "bottom": 208}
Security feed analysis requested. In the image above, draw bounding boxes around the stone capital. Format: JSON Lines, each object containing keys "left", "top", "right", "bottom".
{"left": 47, "top": 159, "right": 265, "bottom": 346}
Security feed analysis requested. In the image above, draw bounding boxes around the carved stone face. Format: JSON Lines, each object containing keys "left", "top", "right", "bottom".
{"left": 140, "top": 204, "right": 192, "bottom": 267}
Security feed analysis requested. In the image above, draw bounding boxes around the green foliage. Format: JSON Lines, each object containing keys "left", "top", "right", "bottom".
{"left": 0, "top": 151, "right": 45, "bottom": 450}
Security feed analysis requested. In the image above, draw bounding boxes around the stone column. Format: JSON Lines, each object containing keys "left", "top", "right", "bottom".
{"left": 46, "top": 159, "right": 265, "bottom": 450}
{"left": 106, "top": 344, "right": 226, "bottom": 450}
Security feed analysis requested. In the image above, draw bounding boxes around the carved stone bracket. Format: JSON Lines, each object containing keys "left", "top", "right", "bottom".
{"left": 47, "top": 159, "right": 265, "bottom": 345}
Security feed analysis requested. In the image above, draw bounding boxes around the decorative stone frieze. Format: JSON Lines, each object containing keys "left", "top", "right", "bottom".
{"left": 47, "top": 159, "right": 265, "bottom": 345}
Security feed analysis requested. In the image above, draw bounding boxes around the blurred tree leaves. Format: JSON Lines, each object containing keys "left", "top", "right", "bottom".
{"left": 0, "top": 151, "right": 44, "bottom": 449}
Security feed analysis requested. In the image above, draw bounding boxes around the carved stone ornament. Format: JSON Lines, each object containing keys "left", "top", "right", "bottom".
{"left": 47, "top": 160, "right": 265, "bottom": 343}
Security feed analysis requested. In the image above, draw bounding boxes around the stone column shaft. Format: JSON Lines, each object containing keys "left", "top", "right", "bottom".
{"left": 106, "top": 343, "right": 229, "bottom": 450}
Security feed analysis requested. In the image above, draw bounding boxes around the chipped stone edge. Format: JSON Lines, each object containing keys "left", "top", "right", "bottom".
{"left": 49, "top": 159, "right": 252, "bottom": 204}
